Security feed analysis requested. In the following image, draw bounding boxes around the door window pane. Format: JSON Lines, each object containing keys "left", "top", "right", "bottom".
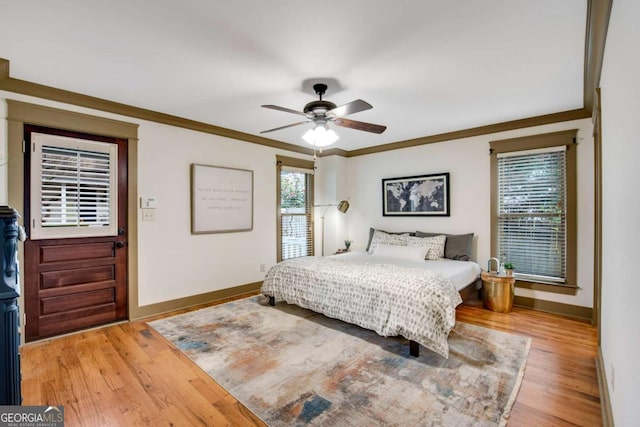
{"left": 30, "top": 133, "right": 117, "bottom": 239}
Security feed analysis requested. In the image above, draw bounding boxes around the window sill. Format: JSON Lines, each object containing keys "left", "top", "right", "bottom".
{"left": 515, "top": 280, "right": 579, "bottom": 295}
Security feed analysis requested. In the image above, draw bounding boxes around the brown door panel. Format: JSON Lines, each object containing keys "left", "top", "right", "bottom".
{"left": 25, "top": 240, "right": 127, "bottom": 340}
{"left": 40, "top": 303, "right": 117, "bottom": 325}
{"left": 41, "top": 288, "right": 115, "bottom": 315}
{"left": 38, "top": 304, "right": 118, "bottom": 338}
{"left": 40, "top": 265, "right": 115, "bottom": 289}
{"left": 39, "top": 241, "right": 115, "bottom": 263}
{"left": 39, "top": 280, "right": 116, "bottom": 299}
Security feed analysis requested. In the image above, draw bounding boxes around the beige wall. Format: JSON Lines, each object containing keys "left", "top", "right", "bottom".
{"left": 134, "top": 120, "right": 288, "bottom": 305}
{"left": 599, "top": 0, "right": 640, "bottom": 424}
{"left": 313, "top": 155, "right": 349, "bottom": 256}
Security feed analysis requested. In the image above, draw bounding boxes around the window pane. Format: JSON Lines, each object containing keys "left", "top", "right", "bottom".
{"left": 497, "top": 150, "right": 567, "bottom": 283}
{"left": 498, "top": 215, "right": 566, "bottom": 280}
{"left": 280, "top": 170, "right": 313, "bottom": 260}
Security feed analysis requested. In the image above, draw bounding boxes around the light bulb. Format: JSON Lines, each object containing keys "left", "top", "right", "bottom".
{"left": 302, "top": 128, "right": 316, "bottom": 144}
{"left": 302, "top": 124, "right": 339, "bottom": 147}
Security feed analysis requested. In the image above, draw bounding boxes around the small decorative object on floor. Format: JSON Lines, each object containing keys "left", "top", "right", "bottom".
{"left": 344, "top": 239, "right": 352, "bottom": 250}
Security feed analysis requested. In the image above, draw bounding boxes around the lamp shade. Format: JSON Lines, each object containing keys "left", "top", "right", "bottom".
{"left": 302, "top": 124, "right": 339, "bottom": 147}
{"left": 337, "top": 200, "right": 350, "bottom": 213}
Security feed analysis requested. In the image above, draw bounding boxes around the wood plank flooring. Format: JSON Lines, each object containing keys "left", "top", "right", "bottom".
{"left": 20, "top": 293, "right": 602, "bottom": 426}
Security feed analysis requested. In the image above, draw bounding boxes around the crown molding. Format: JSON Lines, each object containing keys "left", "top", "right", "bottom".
{"left": 347, "top": 109, "right": 591, "bottom": 157}
{"left": 584, "top": 0, "right": 613, "bottom": 112}
{"left": 317, "top": 147, "right": 348, "bottom": 157}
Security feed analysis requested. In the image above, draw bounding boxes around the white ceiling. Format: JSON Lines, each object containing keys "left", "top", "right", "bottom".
{"left": 1, "top": 0, "right": 587, "bottom": 152}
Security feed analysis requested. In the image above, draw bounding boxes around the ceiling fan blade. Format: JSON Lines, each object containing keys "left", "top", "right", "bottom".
{"left": 260, "top": 121, "right": 310, "bottom": 134}
{"left": 261, "top": 104, "right": 310, "bottom": 117}
{"left": 328, "top": 99, "right": 372, "bottom": 117}
{"left": 333, "top": 118, "right": 387, "bottom": 134}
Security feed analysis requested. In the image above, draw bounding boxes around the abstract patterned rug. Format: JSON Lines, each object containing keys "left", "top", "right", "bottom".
{"left": 148, "top": 296, "right": 530, "bottom": 427}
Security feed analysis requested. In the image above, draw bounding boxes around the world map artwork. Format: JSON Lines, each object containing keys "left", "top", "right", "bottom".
{"left": 385, "top": 177, "right": 446, "bottom": 214}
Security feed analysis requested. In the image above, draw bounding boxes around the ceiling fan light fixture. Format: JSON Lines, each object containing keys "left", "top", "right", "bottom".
{"left": 261, "top": 83, "right": 386, "bottom": 142}
{"left": 302, "top": 124, "right": 339, "bottom": 147}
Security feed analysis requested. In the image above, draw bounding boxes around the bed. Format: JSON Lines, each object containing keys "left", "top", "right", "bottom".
{"left": 262, "top": 230, "right": 481, "bottom": 358}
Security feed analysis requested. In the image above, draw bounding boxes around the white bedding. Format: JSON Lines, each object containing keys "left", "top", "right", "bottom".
{"left": 329, "top": 251, "right": 481, "bottom": 291}
{"left": 262, "top": 252, "right": 480, "bottom": 358}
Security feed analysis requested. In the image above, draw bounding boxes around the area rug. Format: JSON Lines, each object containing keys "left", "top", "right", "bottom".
{"left": 148, "top": 296, "right": 530, "bottom": 427}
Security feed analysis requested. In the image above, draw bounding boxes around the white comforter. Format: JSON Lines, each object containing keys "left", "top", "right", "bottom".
{"left": 261, "top": 254, "right": 465, "bottom": 358}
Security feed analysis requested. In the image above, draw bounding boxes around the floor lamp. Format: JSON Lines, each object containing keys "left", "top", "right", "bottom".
{"left": 314, "top": 199, "right": 350, "bottom": 256}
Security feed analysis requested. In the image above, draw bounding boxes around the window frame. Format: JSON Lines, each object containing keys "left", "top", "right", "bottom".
{"left": 490, "top": 129, "right": 578, "bottom": 295}
{"left": 30, "top": 132, "right": 118, "bottom": 240}
{"left": 276, "top": 155, "right": 315, "bottom": 262}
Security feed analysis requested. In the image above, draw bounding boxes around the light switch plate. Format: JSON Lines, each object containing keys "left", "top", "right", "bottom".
{"left": 140, "top": 197, "right": 158, "bottom": 209}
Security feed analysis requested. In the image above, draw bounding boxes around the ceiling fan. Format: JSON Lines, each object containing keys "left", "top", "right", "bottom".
{"left": 260, "top": 83, "right": 386, "bottom": 147}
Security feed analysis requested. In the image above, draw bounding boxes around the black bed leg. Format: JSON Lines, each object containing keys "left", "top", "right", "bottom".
{"left": 409, "top": 340, "right": 419, "bottom": 357}
{"left": 268, "top": 296, "right": 275, "bottom": 306}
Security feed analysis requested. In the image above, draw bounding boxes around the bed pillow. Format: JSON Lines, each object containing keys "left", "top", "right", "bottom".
{"left": 367, "top": 230, "right": 409, "bottom": 254}
{"left": 415, "top": 231, "right": 474, "bottom": 261}
{"left": 365, "top": 228, "right": 413, "bottom": 252}
{"left": 407, "top": 235, "right": 446, "bottom": 260}
{"left": 372, "top": 243, "right": 429, "bottom": 261}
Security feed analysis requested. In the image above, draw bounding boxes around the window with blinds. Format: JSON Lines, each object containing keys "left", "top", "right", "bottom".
{"left": 277, "top": 158, "right": 314, "bottom": 261}
{"left": 30, "top": 133, "right": 118, "bottom": 240}
{"left": 497, "top": 146, "right": 567, "bottom": 284}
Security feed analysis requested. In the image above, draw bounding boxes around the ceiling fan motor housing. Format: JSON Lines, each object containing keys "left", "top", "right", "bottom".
{"left": 303, "top": 100, "right": 337, "bottom": 116}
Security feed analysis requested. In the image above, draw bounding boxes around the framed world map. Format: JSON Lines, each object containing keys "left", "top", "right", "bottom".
{"left": 382, "top": 173, "right": 450, "bottom": 216}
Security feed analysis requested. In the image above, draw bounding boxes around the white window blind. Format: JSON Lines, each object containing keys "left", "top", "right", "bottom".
{"left": 279, "top": 168, "right": 313, "bottom": 260}
{"left": 497, "top": 146, "right": 567, "bottom": 284}
{"left": 30, "top": 133, "right": 118, "bottom": 240}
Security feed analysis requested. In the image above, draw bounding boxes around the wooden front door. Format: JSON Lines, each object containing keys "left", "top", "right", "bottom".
{"left": 23, "top": 125, "right": 128, "bottom": 341}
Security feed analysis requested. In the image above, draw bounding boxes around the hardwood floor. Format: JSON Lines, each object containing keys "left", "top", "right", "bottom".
{"left": 21, "top": 293, "right": 602, "bottom": 426}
